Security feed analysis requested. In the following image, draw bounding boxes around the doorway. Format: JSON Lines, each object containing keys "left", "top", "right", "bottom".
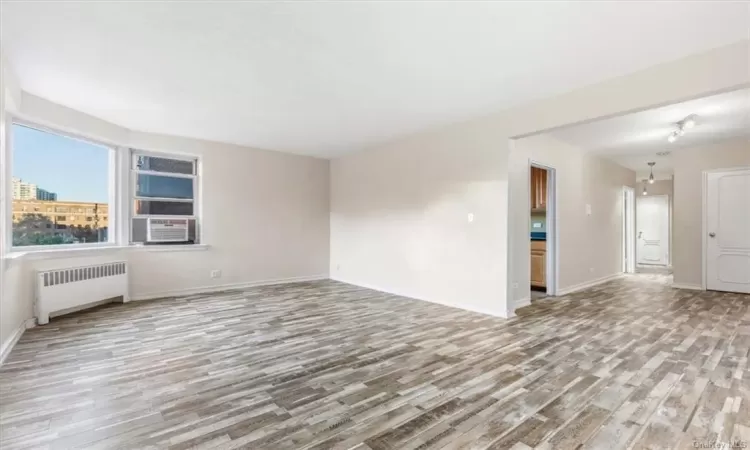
{"left": 704, "top": 168, "right": 750, "bottom": 294}
{"left": 622, "top": 186, "right": 635, "bottom": 274}
{"left": 529, "top": 163, "right": 557, "bottom": 300}
{"left": 636, "top": 194, "right": 669, "bottom": 266}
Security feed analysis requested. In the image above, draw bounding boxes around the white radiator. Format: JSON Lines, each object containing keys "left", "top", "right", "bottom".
{"left": 36, "top": 261, "right": 129, "bottom": 325}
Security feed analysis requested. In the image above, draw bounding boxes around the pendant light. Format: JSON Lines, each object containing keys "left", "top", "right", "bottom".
{"left": 642, "top": 179, "right": 648, "bottom": 195}
{"left": 648, "top": 162, "right": 656, "bottom": 184}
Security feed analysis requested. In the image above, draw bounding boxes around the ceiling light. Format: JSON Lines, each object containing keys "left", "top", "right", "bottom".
{"left": 683, "top": 115, "right": 697, "bottom": 129}
{"left": 667, "top": 132, "right": 677, "bottom": 143}
{"left": 642, "top": 180, "right": 648, "bottom": 195}
{"left": 648, "top": 162, "right": 656, "bottom": 184}
{"left": 676, "top": 127, "right": 685, "bottom": 136}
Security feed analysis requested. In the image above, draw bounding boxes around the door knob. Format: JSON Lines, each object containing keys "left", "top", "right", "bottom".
{"left": 709, "top": 232, "right": 716, "bottom": 238}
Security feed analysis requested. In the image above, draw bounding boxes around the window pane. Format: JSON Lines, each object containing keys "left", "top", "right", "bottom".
{"left": 136, "top": 174, "right": 193, "bottom": 199}
{"left": 135, "top": 200, "right": 193, "bottom": 216}
{"left": 12, "top": 124, "right": 110, "bottom": 247}
{"left": 135, "top": 155, "right": 194, "bottom": 174}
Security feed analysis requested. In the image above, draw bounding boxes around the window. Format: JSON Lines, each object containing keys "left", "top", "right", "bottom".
{"left": 10, "top": 122, "right": 113, "bottom": 248}
{"left": 131, "top": 152, "right": 198, "bottom": 243}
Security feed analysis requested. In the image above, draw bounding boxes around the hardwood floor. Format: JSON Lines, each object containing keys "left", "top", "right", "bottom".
{"left": 1, "top": 274, "right": 749, "bottom": 449}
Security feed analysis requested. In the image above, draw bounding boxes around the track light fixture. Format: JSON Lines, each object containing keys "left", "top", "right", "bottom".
{"left": 667, "top": 114, "right": 698, "bottom": 143}
{"left": 682, "top": 114, "right": 697, "bottom": 129}
{"left": 648, "top": 162, "right": 656, "bottom": 184}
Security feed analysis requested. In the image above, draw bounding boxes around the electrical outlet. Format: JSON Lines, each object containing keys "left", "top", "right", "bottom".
{"left": 210, "top": 270, "right": 221, "bottom": 279}
{"left": 336, "top": 264, "right": 340, "bottom": 271}
{"left": 589, "top": 267, "right": 594, "bottom": 273}
{"left": 513, "top": 282, "right": 519, "bottom": 289}
{"left": 467, "top": 213, "right": 474, "bottom": 223}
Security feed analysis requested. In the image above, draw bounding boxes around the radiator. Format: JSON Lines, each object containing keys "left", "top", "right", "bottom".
{"left": 36, "top": 261, "right": 129, "bottom": 325}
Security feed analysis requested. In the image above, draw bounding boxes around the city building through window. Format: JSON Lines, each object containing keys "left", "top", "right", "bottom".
{"left": 11, "top": 123, "right": 111, "bottom": 247}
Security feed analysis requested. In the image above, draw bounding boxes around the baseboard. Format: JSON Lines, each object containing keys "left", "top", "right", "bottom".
{"left": 514, "top": 297, "right": 531, "bottom": 309}
{"left": 129, "top": 274, "right": 329, "bottom": 301}
{"left": 0, "top": 318, "right": 36, "bottom": 366}
{"left": 556, "top": 273, "right": 624, "bottom": 296}
{"left": 331, "top": 277, "right": 510, "bottom": 319}
{"left": 671, "top": 283, "right": 703, "bottom": 291}
{"left": 505, "top": 297, "right": 532, "bottom": 318}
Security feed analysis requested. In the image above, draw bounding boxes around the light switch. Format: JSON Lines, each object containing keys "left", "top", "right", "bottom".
{"left": 467, "top": 213, "right": 474, "bottom": 223}
{"left": 585, "top": 204, "right": 592, "bottom": 216}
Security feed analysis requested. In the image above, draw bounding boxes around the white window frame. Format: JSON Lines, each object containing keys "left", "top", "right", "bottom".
{"left": 129, "top": 149, "right": 199, "bottom": 245}
{"left": 2, "top": 116, "right": 204, "bottom": 257}
{"left": 5, "top": 118, "right": 118, "bottom": 252}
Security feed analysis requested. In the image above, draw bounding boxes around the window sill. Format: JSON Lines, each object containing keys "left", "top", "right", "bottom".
{"left": 128, "top": 244, "right": 209, "bottom": 253}
{"left": 3, "top": 243, "right": 210, "bottom": 265}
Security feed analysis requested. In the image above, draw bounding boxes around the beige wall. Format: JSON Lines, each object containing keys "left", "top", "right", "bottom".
{"left": 672, "top": 138, "right": 750, "bottom": 287}
{"left": 638, "top": 179, "right": 674, "bottom": 265}
{"left": 331, "top": 41, "right": 748, "bottom": 317}
{"left": 510, "top": 135, "right": 635, "bottom": 306}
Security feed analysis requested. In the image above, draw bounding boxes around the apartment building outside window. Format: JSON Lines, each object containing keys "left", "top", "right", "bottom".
{"left": 9, "top": 123, "right": 112, "bottom": 248}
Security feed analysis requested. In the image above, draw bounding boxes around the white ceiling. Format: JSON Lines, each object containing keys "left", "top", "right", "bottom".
{"left": 1, "top": 2, "right": 748, "bottom": 158}
{"left": 547, "top": 88, "right": 750, "bottom": 179}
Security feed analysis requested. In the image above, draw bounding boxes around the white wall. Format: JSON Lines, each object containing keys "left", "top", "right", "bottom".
{"left": 672, "top": 138, "right": 750, "bottom": 288}
{"left": 331, "top": 41, "right": 748, "bottom": 317}
{"left": 330, "top": 117, "right": 510, "bottom": 317}
{"left": 1, "top": 49, "right": 25, "bottom": 356}
{"left": 1, "top": 92, "right": 331, "bottom": 352}
{"left": 509, "top": 135, "right": 635, "bottom": 306}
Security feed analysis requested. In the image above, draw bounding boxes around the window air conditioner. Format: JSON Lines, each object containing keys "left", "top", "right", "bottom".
{"left": 146, "top": 218, "right": 189, "bottom": 243}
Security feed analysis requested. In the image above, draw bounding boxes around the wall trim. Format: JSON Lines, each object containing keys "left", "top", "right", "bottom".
{"left": 556, "top": 273, "right": 624, "bottom": 296}
{"left": 331, "top": 277, "right": 510, "bottom": 319}
{"left": 0, "top": 318, "right": 36, "bottom": 366}
{"left": 129, "top": 274, "right": 329, "bottom": 301}
{"left": 671, "top": 283, "right": 704, "bottom": 291}
{"left": 507, "top": 297, "right": 532, "bottom": 318}
{"left": 514, "top": 297, "right": 531, "bottom": 310}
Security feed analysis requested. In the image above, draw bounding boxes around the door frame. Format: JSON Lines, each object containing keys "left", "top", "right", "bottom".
{"left": 529, "top": 161, "right": 558, "bottom": 297}
{"left": 702, "top": 166, "right": 750, "bottom": 291}
{"left": 622, "top": 186, "right": 635, "bottom": 274}
{"left": 636, "top": 194, "right": 670, "bottom": 266}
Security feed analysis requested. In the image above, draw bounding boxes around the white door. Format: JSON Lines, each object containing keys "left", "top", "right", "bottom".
{"left": 636, "top": 195, "right": 669, "bottom": 266}
{"left": 706, "top": 169, "right": 750, "bottom": 294}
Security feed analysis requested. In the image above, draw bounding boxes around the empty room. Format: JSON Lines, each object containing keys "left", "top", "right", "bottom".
{"left": 1, "top": 2, "right": 749, "bottom": 449}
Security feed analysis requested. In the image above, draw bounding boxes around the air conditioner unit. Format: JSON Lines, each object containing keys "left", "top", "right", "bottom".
{"left": 147, "top": 218, "right": 189, "bottom": 243}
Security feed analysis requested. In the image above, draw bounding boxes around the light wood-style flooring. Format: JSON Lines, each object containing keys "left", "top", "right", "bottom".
{"left": 1, "top": 274, "right": 749, "bottom": 449}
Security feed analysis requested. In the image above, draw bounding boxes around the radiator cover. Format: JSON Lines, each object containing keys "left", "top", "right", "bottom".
{"left": 36, "top": 261, "right": 129, "bottom": 325}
